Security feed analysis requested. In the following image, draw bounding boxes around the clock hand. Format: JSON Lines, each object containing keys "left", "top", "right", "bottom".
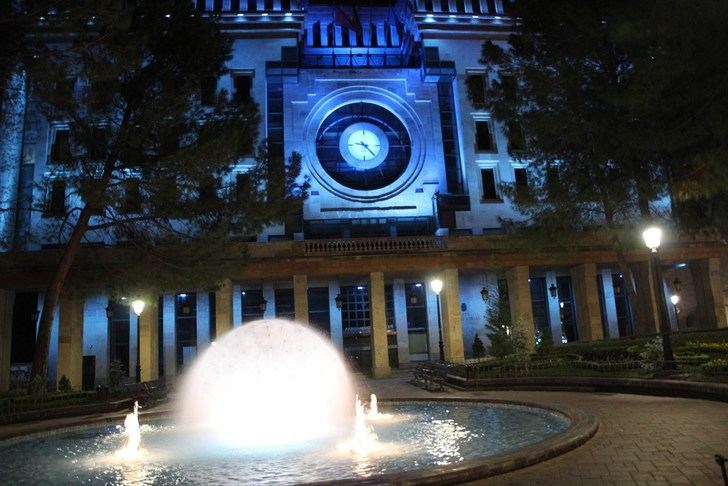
{"left": 355, "top": 140, "right": 376, "bottom": 156}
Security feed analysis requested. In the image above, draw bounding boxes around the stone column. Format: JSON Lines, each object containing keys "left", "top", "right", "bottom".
{"left": 570, "top": 263, "right": 604, "bottom": 341}
{"left": 0, "top": 290, "right": 14, "bottom": 392}
{"left": 441, "top": 268, "right": 464, "bottom": 362}
{"left": 138, "top": 294, "right": 159, "bottom": 382}
{"left": 505, "top": 266, "right": 535, "bottom": 351}
{"left": 368, "top": 272, "right": 391, "bottom": 378}
{"left": 631, "top": 260, "right": 661, "bottom": 335}
{"left": 215, "top": 279, "right": 233, "bottom": 337}
{"left": 392, "top": 279, "right": 410, "bottom": 366}
{"left": 690, "top": 258, "right": 728, "bottom": 329}
{"left": 162, "top": 293, "right": 176, "bottom": 379}
{"left": 293, "top": 274, "right": 309, "bottom": 324}
{"left": 57, "top": 295, "right": 84, "bottom": 390}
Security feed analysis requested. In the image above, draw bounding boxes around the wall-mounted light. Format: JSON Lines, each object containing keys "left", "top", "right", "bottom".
{"left": 408, "top": 292, "right": 418, "bottom": 305}
{"left": 642, "top": 226, "right": 662, "bottom": 252}
{"left": 105, "top": 303, "right": 113, "bottom": 319}
{"left": 334, "top": 293, "right": 343, "bottom": 309}
{"left": 673, "top": 277, "right": 682, "bottom": 293}
{"left": 548, "top": 283, "right": 558, "bottom": 298}
{"left": 480, "top": 286, "right": 489, "bottom": 302}
{"left": 258, "top": 298, "right": 267, "bottom": 313}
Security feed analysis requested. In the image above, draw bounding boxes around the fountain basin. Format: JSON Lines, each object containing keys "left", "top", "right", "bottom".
{"left": 0, "top": 398, "right": 597, "bottom": 485}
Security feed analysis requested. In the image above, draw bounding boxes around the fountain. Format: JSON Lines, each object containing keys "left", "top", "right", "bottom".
{"left": 0, "top": 319, "right": 577, "bottom": 484}
{"left": 115, "top": 401, "right": 141, "bottom": 460}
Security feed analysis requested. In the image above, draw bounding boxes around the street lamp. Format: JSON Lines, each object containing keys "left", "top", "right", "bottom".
{"left": 131, "top": 299, "right": 144, "bottom": 382}
{"left": 641, "top": 226, "right": 675, "bottom": 370}
{"left": 430, "top": 278, "right": 444, "bottom": 362}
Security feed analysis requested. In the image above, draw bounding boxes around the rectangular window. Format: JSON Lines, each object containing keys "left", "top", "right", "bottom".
{"left": 232, "top": 74, "right": 253, "bottom": 104}
{"left": 274, "top": 288, "right": 295, "bottom": 320}
{"left": 121, "top": 178, "right": 141, "bottom": 214}
{"left": 308, "top": 287, "right": 331, "bottom": 335}
{"left": 108, "top": 302, "right": 130, "bottom": 376}
{"left": 175, "top": 293, "right": 197, "bottom": 369}
{"left": 557, "top": 276, "right": 578, "bottom": 342}
{"left": 46, "top": 179, "right": 66, "bottom": 217}
{"left": 50, "top": 129, "right": 72, "bottom": 165}
{"left": 475, "top": 121, "right": 495, "bottom": 152}
{"left": 340, "top": 285, "right": 370, "bottom": 330}
{"left": 514, "top": 167, "right": 529, "bottom": 196}
{"left": 241, "top": 289, "right": 265, "bottom": 323}
{"left": 467, "top": 74, "right": 486, "bottom": 106}
{"left": 480, "top": 168, "right": 498, "bottom": 200}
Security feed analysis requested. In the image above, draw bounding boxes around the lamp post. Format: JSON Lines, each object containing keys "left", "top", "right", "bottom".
{"left": 430, "top": 278, "right": 444, "bottom": 362}
{"left": 642, "top": 226, "right": 675, "bottom": 370}
{"left": 131, "top": 299, "right": 145, "bottom": 382}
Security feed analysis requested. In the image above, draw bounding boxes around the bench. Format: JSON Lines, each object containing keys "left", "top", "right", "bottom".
{"left": 412, "top": 362, "right": 449, "bottom": 391}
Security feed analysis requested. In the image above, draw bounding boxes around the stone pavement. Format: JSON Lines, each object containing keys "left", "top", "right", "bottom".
{"left": 364, "top": 372, "right": 728, "bottom": 486}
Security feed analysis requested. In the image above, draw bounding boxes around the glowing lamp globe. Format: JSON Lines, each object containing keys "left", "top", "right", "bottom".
{"left": 642, "top": 226, "right": 663, "bottom": 252}
{"left": 670, "top": 294, "right": 680, "bottom": 306}
{"left": 131, "top": 299, "right": 145, "bottom": 317}
{"left": 430, "top": 278, "right": 443, "bottom": 295}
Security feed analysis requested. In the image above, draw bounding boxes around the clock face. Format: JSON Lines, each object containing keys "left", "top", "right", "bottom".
{"left": 316, "top": 103, "right": 411, "bottom": 191}
{"left": 339, "top": 122, "right": 390, "bottom": 170}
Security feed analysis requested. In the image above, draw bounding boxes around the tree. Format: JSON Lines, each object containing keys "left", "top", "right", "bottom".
{"left": 17, "top": 1, "right": 306, "bottom": 382}
{"left": 471, "top": 0, "right": 728, "bottom": 334}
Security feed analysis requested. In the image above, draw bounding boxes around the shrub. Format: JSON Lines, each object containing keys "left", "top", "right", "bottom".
{"left": 639, "top": 337, "right": 664, "bottom": 371}
{"left": 28, "top": 375, "right": 46, "bottom": 397}
{"left": 701, "top": 359, "right": 728, "bottom": 376}
{"left": 681, "top": 341, "right": 728, "bottom": 355}
{"left": 535, "top": 326, "right": 554, "bottom": 355}
{"left": 58, "top": 375, "right": 72, "bottom": 393}
{"left": 472, "top": 333, "right": 486, "bottom": 358}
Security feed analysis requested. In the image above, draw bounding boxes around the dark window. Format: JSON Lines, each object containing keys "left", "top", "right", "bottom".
{"left": 480, "top": 168, "right": 498, "bottom": 200}
{"left": 612, "top": 273, "right": 634, "bottom": 337}
{"left": 121, "top": 178, "right": 141, "bottom": 214}
{"left": 557, "top": 276, "right": 578, "bottom": 342}
{"left": 233, "top": 74, "right": 252, "bottom": 104}
{"left": 198, "top": 177, "right": 219, "bottom": 204}
{"left": 175, "top": 293, "right": 197, "bottom": 369}
{"left": 340, "top": 285, "right": 370, "bottom": 329}
{"left": 241, "top": 289, "right": 265, "bottom": 322}
{"left": 46, "top": 179, "right": 66, "bottom": 217}
{"left": 468, "top": 74, "right": 486, "bottom": 106}
{"left": 405, "top": 283, "right": 427, "bottom": 330}
{"left": 308, "top": 287, "right": 331, "bottom": 335}
{"left": 274, "top": 288, "right": 295, "bottom": 320}
{"left": 529, "top": 277, "right": 550, "bottom": 334}
{"left": 50, "top": 129, "right": 72, "bottom": 164}
{"left": 514, "top": 168, "right": 529, "bottom": 196}
{"left": 546, "top": 166, "right": 560, "bottom": 196}
{"left": 385, "top": 285, "right": 394, "bottom": 330}
{"left": 108, "top": 302, "right": 130, "bottom": 375}
{"left": 475, "top": 121, "right": 495, "bottom": 152}
{"left": 201, "top": 76, "right": 217, "bottom": 106}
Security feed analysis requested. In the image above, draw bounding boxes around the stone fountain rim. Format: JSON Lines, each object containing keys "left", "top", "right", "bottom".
{"left": 0, "top": 397, "right": 598, "bottom": 485}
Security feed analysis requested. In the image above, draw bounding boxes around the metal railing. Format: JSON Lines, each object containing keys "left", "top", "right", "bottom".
{"left": 303, "top": 236, "right": 446, "bottom": 256}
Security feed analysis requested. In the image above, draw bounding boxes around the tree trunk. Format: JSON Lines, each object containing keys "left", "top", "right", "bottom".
{"left": 30, "top": 205, "right": 93, "bottom": 381}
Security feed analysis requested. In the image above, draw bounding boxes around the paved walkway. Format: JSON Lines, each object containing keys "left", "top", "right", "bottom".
{"left": 364, "top": 372, "right": 728, "bottom": 486}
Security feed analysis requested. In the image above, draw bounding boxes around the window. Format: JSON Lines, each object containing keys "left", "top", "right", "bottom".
{"left": 274, "top": 288, "right": 295, "bottom": 320}
{"left": 198, "top": 177, "right": 219, "bottom": 204}
{"left": 108, "top": 302, "right": 130, "bottom": 375}
{"left": 201, "top": 76, "right": 217, "bottom": 106}
{"left": 467, "top": 73, "right": 487, "bottom": 107}
{"left": 557, "top": 276, "right": 578, "bottom": 342}
{"left": 480, "top": 168, "right": 498, "bottom": 200}
{"left": 121, "top": 178, "right": 141, "bottom": 214}
{"left": 514, "top": 167, "right": 529, "bottom": 196}
{"left": 308, "top": 287, "right": 331, "bottom": 335}
{"left": 475, "top": 121, "right": 495, "bottom": 152}
{"left": 241, "top": 289, "right": 265, "bottom": 323}
{"left": 175, "top": 293, "right": 197, "bottom": 369}
{"left": 46, "top": 179, "right": 66, "bottom": 217}
{"left": 232, "top": 73, "right": 253, "bottom": 104}
{"left": 50, "top": 129, "right": 72, "bottom": 165}
{"left": 340, "top": 285, "right": 370, "bottom": 329}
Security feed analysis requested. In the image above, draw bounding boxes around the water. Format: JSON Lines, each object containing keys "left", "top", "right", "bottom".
{"left": 0, "top": 402, "right": 569, "bottom": 485}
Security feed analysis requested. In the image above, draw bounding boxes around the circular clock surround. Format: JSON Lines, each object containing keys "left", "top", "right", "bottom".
{"left": 302, "top": 86, "right": 426, "bottom": 203}
{"left": 339, "top": 122, "right": 389, "bottom": 170}
{"left": 315, "top": 102, "right": 412, "bottom": 192}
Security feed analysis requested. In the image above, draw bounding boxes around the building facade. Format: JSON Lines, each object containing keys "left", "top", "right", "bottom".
{"left": 0, "top": 0, "right": 727, "bottom": 391}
